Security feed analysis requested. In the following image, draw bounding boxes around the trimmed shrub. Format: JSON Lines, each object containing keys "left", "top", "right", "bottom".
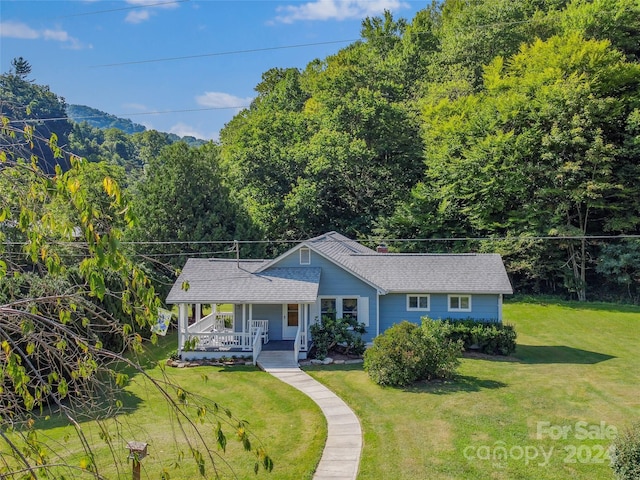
{"left": 363, "top": 319, "right": 463, "bottom": 387}
{"left": 611, "top": 422, "right": 640, "bottom": 479}
{"left": 310, "top": 316, "right": 366, "bottom": 360}
{"left": 445, "top": 319, "right": 516, "bottom": 355}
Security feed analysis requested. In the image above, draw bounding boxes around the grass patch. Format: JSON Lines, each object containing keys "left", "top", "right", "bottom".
{"left": 2, "top": 333, "right": 325, "bottom": 479}
{"left": 4, "top": 300, "right": 637, "bottom": 479}
{"left": 305, "top": 299, "right": 640, "bottom": 479}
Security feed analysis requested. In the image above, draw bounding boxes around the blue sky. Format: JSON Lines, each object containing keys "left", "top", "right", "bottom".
{"left": 1, "top": 0, "right": 426, "bottom": 140}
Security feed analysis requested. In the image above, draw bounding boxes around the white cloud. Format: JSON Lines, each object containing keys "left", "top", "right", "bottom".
{"left": 196, "top": 92, "right": 253, "bottom": 109}
{"left": 124, "top": 0, "right": 180, "bottom": 24}
{"left": 0, "top": 21, "right": 40, "bottom": 39}
{"left": 42, "top": 29, "right": 71, "bottom": 42}
{"left": 125, "top": 10, "right": 151, "bottom": 24}
{"left": 1, "top": 21, "right": 87, "bottom": 49}
{"left": 169, "top": 122, "right": 217, "bottom": 141}
{"left": 274, "top": 0, "right": 409, "bottom": 23}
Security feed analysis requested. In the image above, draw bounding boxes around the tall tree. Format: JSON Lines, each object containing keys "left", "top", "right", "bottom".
{"left": 10, "top": 57, "right": 31, "bottom": 78}
{"left": 221, "top": 68, "right": 310, "bottom": 239}
{"left": 129, "top": 141, "right": 260, "bottom": 290}
{"left": 384, "top": 33, "right": 640, "bottom": 299}
{"left": 0, "top": 120, "right": 272, "bottom": 478}
{"left": 0, "top": 69, "right": 72, "bottom": 173}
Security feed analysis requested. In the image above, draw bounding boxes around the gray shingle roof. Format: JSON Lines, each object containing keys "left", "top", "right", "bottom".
{"left": 345, "top": 253, "right": 513, "bottom": 294}
{"left": 166, "top": 232, "right": 513, "bottom": 304}
{"left": 306, "top": 231, "right": 376, "bottom": 257}
{"left": 166, "top": 258, "right": 321, "bottom": 304}
{"left": 304, "top": 232, "right": 512, "bottom": 294}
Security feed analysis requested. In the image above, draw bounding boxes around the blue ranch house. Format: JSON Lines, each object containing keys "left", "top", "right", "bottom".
{"left": 166, "top": 232, "right": 513, "bottom": 362}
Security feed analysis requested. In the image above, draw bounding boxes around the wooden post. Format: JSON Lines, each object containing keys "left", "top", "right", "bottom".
{"left": 132, "top": 459, "right": 141, "bottom": 480}
{"left": 127, "top": 441, "right": 148, "bottom": 480}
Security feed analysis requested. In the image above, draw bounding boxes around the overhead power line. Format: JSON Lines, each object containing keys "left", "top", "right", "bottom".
{"left": 4, "top": 235, "right": 640, "bottom": 248}
{"left": 89, "top": 39, "right": 356, "bottom": 68}
{"left": 57, "top": 0, "right": 190, "bottom": 19}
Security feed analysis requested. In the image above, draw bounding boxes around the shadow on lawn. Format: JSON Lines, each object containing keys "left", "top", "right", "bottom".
{"left": 515, "top": 345, "right": 615, "bottom": 364}
{"left": 34, "top": 389, "right": 144, "bottom": 431}
{"left": 403, "top": 375, "right": 507, "bottom": 395}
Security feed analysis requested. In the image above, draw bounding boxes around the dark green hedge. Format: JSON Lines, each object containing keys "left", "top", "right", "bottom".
{"left": 443, "top": 319, "right": 517, "bottom": 356}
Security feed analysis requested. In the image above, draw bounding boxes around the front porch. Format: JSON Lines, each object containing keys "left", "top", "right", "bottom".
{"left": 176, "top": 303, "right": 311, "bottom": 363}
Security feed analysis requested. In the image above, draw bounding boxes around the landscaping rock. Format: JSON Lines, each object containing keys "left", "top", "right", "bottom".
{"left": 322, "top": 357, "right": 334, "bottom": 365}
{"left": 333, "top": 359, "right": 345, "bottom": 365}
{"left": 345, "top": 359, "right": 364, "bottom": 365}
{"left": 310, "top": 359, "right": 323, "bottom": 365}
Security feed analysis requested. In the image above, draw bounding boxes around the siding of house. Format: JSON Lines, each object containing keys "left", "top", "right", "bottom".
{"left": 233, "top": 304, "right": 283, "bottom": 338}
{"left": 271, "top": 248, "right": 379, "bottom": 343}
{"left": 379, "top": 293, "right": 501, "bottom": 333}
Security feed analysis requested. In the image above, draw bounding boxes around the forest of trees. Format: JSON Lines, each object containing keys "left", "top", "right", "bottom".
{"left": 3, "top": 0, "right": 640, "bottom": 304}
{"left": 1, "top": 0, "right": 639, "bottom": 475}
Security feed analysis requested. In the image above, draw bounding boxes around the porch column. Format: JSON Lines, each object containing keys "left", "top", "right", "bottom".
{"left": 302, "top": 304, "right": 308, "bottom": 351}
{"left": 498, "top": 294, "right": 503, "bottom": 323}
{"left": 195, "top": 304, "right": 201, "bottom": 322}
{"left": 249, "top": 305, "right": 255, "bottom": 350}
{"left": 376, "top": 292, "right": 381, "bottom": 337}
{"left": 178, "top": 303, "right": 188, "bottom": 354}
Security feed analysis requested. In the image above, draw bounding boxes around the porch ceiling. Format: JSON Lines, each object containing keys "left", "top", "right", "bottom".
{"left": 166, "top": 258, "right": 321, "bottom": 304}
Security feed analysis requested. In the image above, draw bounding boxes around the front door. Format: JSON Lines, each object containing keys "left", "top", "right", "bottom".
{"left": 282, "top": 303, "right": 299, "bottom": 340}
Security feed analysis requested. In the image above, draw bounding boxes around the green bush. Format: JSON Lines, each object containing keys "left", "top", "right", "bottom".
{"left": 445, "top": 319, "right": 516, "bottom": 355}
{"left": 310, "top": 316, "right": 366, "bottom": 359}
{"left": 611, "top": 422, "right": 640, "bottom": 479}
{"left": 363, "top": 319, "right": 463, "bottom": 387}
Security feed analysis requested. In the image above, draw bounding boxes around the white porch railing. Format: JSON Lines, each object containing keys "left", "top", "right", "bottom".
{"left": 186, "top": 332, "right": 252, "bottom": 351}
{"left": 185, "top": 320, "right": 269, "bottom": 353}
{"left": 294, "top": 327, "right": 301, "bottom": 364}
{"left": 187, "top": 312, "right": 234, "bottom": 334}
{"left": 249, "top": 319, "right": 269, "bottom": 344}
{"left": 252, "top": 326, "right": 263, "bottom": 365}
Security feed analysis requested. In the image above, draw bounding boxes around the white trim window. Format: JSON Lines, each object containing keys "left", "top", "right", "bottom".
{"left": 320, "top": 298, "right": 337, "bottom": 320}
{"left": 300, "top": 247, "right": 311, "bottom": 265}
{"left": 407, "top": 294, "right": 430, "bottom": 311}
{"left": 318, "top": 296, "right": 369, "bottom": 326}
{"left": 448, "top": 295, "right": 471, "bottom": 312}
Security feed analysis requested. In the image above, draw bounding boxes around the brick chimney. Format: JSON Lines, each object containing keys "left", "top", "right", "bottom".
{"left": 376, "top": 243, "right": 388, "bottom": 253}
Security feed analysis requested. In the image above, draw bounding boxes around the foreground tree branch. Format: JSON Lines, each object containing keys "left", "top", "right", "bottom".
{"left": 0, "top": 118, "right": 272, "bottom": 478}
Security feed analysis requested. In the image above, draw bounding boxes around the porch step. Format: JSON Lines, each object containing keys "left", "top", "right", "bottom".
{"left": 256, "top": 350, "right": 298, "bottom": 370}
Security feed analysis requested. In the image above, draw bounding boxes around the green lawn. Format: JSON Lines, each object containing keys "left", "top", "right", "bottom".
{"left": 305, "top": 299, "right": 640, "bottom": 479}
{"left": 3, "top": 300, "right": 638, "bottom": 479}
{"left": 2, "top": 334, "right": 326, "bottom": 480}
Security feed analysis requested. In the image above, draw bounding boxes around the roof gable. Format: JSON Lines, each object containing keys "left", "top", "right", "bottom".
{"left": 258, "top": 232, "right": 384, "bottom": 292}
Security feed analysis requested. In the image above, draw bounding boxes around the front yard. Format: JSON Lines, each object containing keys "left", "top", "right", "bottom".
{"left": 3, "top": 299, "right": 638, "bottom": 479}
{"left": 306, "top": 299, "right": 640, "bottom": 479}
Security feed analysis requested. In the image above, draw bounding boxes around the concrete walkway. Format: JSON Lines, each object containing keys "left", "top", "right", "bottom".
{"left": 257, "top": 351, "right": 362, "bottom": 480}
